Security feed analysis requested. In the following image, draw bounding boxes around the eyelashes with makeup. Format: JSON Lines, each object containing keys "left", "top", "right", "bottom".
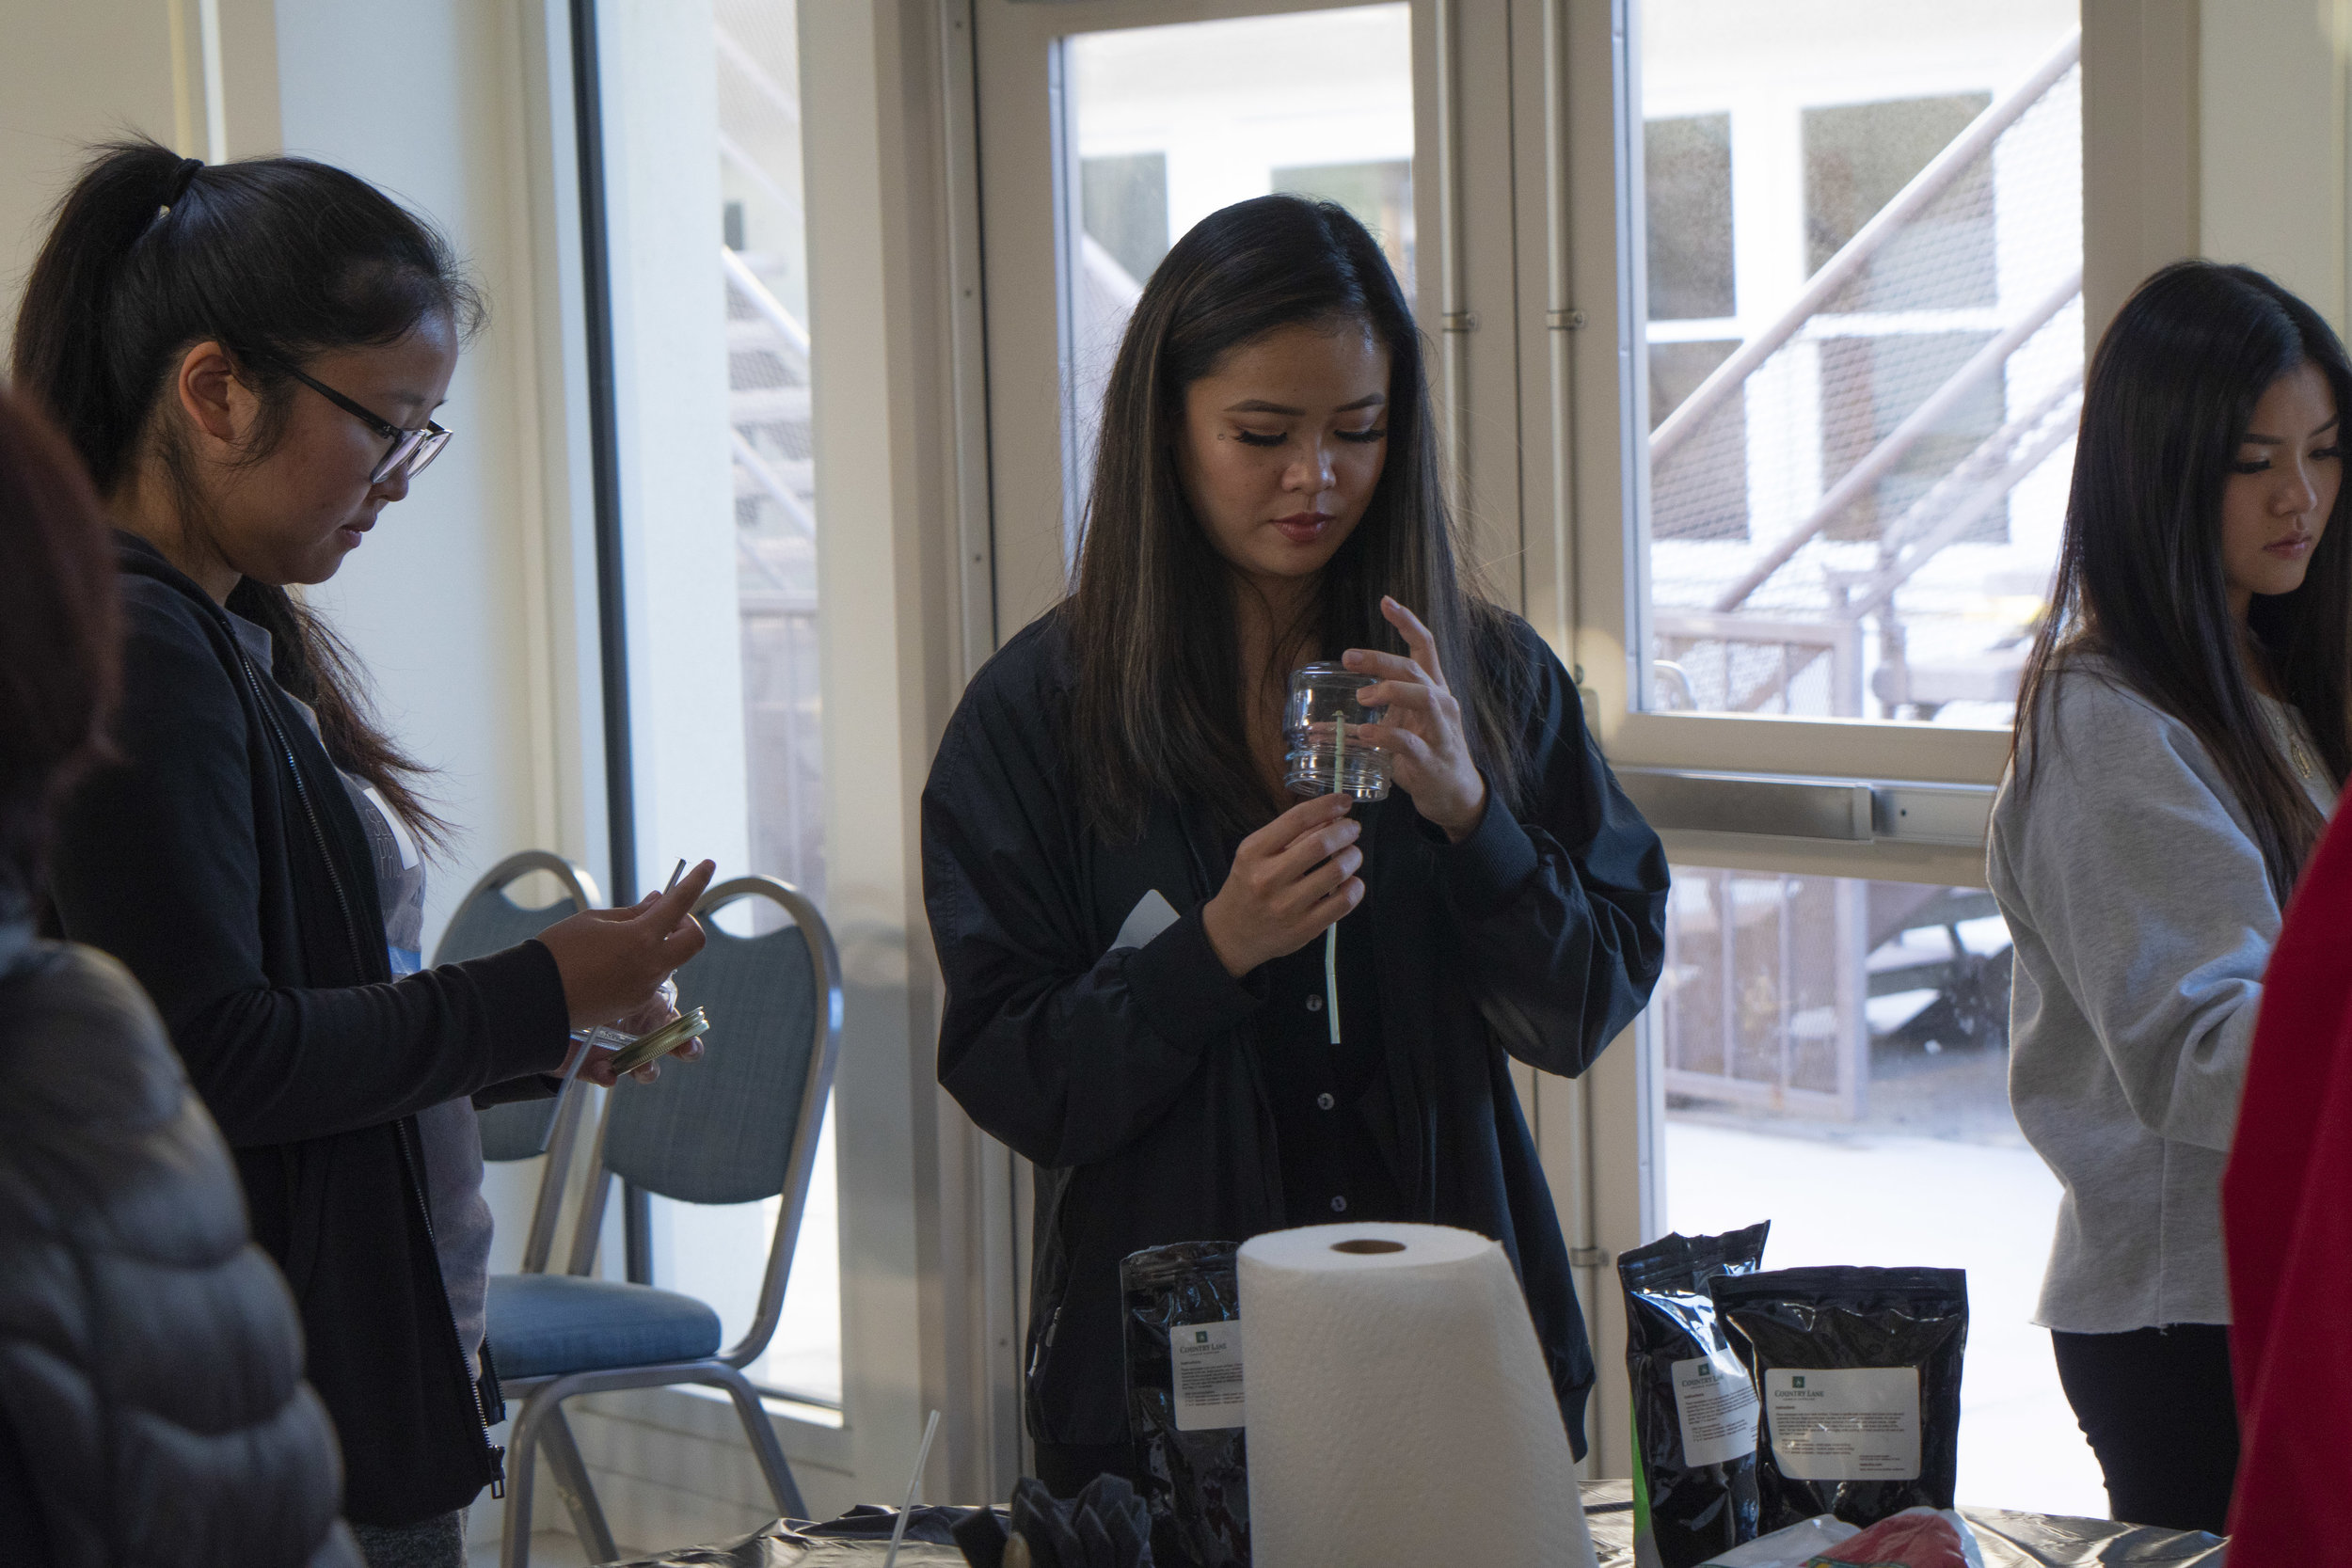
{"left": 1232, "top": 427, "right": 1387, "bottom": 449}
{"left": 2230, "top": 451, "right": 2343, "bottom": 474}
{"left": 2233, "top": 446, "right": 2344, "bottom": 474}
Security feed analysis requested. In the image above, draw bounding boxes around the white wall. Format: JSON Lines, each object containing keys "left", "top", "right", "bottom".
{"left": 276, "top": 0, "right": 593, "bottom": 947}
{"left": 2200, "top": 0, "right": 2350, "bottom": 331}
{"left": 0, "top": 2, "right": 181, "bottom": 369}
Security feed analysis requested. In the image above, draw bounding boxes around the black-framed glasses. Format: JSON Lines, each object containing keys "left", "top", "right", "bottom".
{"left": 253, "top": 354, "right": 453, "bottom": 485}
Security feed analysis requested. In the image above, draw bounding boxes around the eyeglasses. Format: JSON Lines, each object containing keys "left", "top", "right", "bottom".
{"left": 252, "top": 354, "right": 453, "bottom": 485}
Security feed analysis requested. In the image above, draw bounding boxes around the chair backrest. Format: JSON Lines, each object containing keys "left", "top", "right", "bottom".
{"left": 565, "top": 875, "right": 843, "bottom": 1369}
{"left": 433, "top": 851, "right": 602, "bottom": 1163}
{"left": 434, "top": 851, "right": 602, "bottom": 1275}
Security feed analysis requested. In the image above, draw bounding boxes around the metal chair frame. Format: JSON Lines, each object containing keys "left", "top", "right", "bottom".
{"left": 435, "top": 850, "right": 604, "bottom": 1276}
{"left": 497, "top": 875, "right": 844, "bottom": 1567}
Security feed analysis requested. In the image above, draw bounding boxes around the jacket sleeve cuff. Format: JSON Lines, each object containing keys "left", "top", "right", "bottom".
{"left": 1425, "top": 783, "right": 1540, "bottom": 916}
{"left": 471, "top": 940, "right": 576, "bottom": 1079}
{"left": 473, "top": 1073, "right": 563, "bottom": 1109}
{"left": 1121, "top": 903, "right": 1264, "bottom": 1043}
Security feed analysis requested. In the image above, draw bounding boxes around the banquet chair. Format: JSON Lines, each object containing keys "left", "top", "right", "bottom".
{"left": 485, "top": 875, "right": 842, "bottom": 1568}
{"left": 432, "top": 850, "right": 604, "bottom": 1275}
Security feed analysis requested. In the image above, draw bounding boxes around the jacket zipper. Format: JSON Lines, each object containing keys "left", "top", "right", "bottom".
{"left": 235, "top": 648, "right": 507, "bottom": 1496}
{"left": 392, "top": 1112, "right": 509, "bottom": 1496}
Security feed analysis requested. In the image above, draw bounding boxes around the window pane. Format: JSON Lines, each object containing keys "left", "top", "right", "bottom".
{"left": 1062, "top": 7, "right": 1413, "bottom": 538}
{"left": 1637, "top": 4, "right": 2080, "bottom": 727}
{"left": 1656, "top": 865, "right": 2103, "bottom": 1514}
{"left": 607, "top": 0, "right": 840, "bottom": 1408}
{"left": 1647, "top": 114, "right": 1734, "bottom": 321}
{"left": 707, "top": 0, "right": 838, "bottom": 1406}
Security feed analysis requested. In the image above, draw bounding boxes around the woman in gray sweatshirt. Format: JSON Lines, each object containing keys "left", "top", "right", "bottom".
{"left": 1990, "top": 261, "right": 2350, "bottom": 1534}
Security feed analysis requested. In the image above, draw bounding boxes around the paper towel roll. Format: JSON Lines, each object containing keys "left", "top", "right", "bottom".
{"left": 1238, "top": 1222, "right": 1599, "bottom": 1567}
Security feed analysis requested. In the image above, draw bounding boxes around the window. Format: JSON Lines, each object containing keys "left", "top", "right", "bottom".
{"left": 590, "top": 0, "right": 839, "bottom": 1409}
{"left": 1637, "top": 3, "right": 2081, "bottom": 726}
{"left": 1658, "top": 865, "right": 2095, "bottom": 1512}
{"left": 1627, "top": 0, "right": 2103, "bottom": 1515}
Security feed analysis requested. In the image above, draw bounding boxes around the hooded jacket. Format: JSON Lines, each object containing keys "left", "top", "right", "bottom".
{"left": 0, "top": 918, "right": 361, "bottom": 1567}
{"left": 922, "top": 610, "right": 1668, "bottom": 1457}
{"left": 44, "top": 536, "right": 572, "bottom": 1525}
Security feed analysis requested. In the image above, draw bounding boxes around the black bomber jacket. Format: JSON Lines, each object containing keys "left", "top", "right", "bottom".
{"left": 45, "top": 536, "right": 572, "bottom": 1526}
{"left": 922, "top": 609, "right": 1670, "bottom": 1459}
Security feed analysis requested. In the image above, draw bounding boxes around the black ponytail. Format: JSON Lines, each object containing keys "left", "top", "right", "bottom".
{"left": 11, "top": 138, "right": 484, "bottom": 852}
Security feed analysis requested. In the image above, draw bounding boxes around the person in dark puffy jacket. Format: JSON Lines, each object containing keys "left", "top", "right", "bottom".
{"left": 0, "top": 386, "right": 360, "bottom": 1565}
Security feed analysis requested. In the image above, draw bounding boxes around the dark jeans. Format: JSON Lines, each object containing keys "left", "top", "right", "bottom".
{"left": 2050, "top": 1324, "right": 2237, "bottom": 1533}
{"left": 1033, "top": 1443, "right": 1137, "bottom": 1498}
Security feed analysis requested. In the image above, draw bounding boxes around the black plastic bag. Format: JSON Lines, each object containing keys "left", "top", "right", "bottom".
{"left": 1618, "top": 1223, "right": 1771, "bottom": 1568}
{"left": 1120, "top": 1241, "right": 1248, "bottom": 1568}
{"left": 1708, "top": 1266, "right": 1968, "bottom": 1532}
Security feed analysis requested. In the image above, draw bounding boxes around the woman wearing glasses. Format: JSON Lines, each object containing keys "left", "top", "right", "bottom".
{"left": 19, "top": 142, "right": 710, "bottom": 1566}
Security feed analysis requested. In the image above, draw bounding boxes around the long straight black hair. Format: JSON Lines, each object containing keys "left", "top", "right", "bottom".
{"left": 1064, "top": 195, "right": 1527, "bottom": 844}
{"left": 11, "top": 138, "right": 484, "bottom": 851}
{"left": 2014, "top": 261, "right": 2352, "bottom": 897}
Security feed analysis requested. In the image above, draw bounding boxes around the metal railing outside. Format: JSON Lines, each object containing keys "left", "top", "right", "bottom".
{"left": 1644, "top": 30, "right": 2083, "bottom": 722}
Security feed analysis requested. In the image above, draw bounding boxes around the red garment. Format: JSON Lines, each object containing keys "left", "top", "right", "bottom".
{"left": 1808, "top": 1510, "right": 1971, "bottom": 1567}
{"left": 2224, "top": 801, "right": 2352, "bottom": 1554}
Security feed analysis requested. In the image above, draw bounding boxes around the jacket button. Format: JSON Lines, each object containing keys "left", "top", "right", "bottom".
{"left": 1330, "top": 1196, "right": 1348, "bottom": 1213}
{"left": 1306, "top": 994, "right": 1324, "bottom": 1012}
{"left": 1316, "top": 1093, "right": 1335, "bottom": 1111}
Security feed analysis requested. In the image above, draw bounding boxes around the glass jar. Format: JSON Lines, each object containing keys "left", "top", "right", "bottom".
{"left": 1283, "top": 662, "right": 1391, "bottom": 800}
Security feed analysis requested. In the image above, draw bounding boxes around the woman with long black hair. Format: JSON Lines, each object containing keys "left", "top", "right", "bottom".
{"left": 1991, "top": 260, "right": 2351, "bottom": 1532}
{"left": 20, "top": 142, "right": 714, "bottom": 1565}
{"left": 922, "top": 195, "right": 1669, "bottom": 1497}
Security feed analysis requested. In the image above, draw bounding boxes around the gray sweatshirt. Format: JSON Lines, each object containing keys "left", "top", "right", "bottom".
{"left": 1988, "top": 656, "right": 2334, "bottom": 1332}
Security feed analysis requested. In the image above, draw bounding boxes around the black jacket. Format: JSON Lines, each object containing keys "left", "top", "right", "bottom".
{"left": 0, "top": 919, "right": 361, "bottom": 1567}
{"left": 922, "top": 611, "right": 1668, "bottom": 1457}
{"left": 44, "top": 537, "right": 572, "bottom": 1525}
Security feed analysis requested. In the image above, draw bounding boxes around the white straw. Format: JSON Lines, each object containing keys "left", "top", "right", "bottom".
{"left": 1325, "top": 927, "right": 1341, "bottom": 1047}
{"left": 1326, "top": 715, "right": 1345, "bottom": 1046}
{"left": 882, "top": 1408, "right": 942, "bottom": 1568}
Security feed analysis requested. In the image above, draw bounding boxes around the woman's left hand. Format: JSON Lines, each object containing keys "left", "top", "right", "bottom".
{"left": 569, "top": 978, "right": 706, "bottom": 1087}
{"left": 1345, "top": 596, "right": 1487, "bottom": 842}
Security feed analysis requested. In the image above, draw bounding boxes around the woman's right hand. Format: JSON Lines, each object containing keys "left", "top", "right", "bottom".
{"left": 535, "top": 860, "right": 717, "bottom": 1030}
{"left": 1201, "top": 795, "right": 1364, "bottom": 977}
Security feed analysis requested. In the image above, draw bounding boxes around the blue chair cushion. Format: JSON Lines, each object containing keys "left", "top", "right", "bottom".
{"left": 486, "top": 1274, "right": 723, "bottom": 1380}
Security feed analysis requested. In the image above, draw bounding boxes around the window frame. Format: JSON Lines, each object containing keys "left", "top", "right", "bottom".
{"left": 1549, "top": 0, "right": 2189, "bottom": 895}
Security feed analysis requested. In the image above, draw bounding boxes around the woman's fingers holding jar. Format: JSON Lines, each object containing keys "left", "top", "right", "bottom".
{"left": 1203, "top": 796, "right": 1359, "bottom": 975}
{"left": 1273, "top": 837, "right": 1362, "bottom": 919}
{"left": 1344, "top": 601, "right": 1485, "bottom": 841}
{"left": 577, "top": 1043, "right": 664, "bottom": 1088}
{"left": 1266, "top": 811, "right": 1362, "bottom": 886}
{"left": 1294, "top": 850, "right": 1366, "bottom": 932}
{"left": 610, "top": 977, "right": 679, "bottom": 1037}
